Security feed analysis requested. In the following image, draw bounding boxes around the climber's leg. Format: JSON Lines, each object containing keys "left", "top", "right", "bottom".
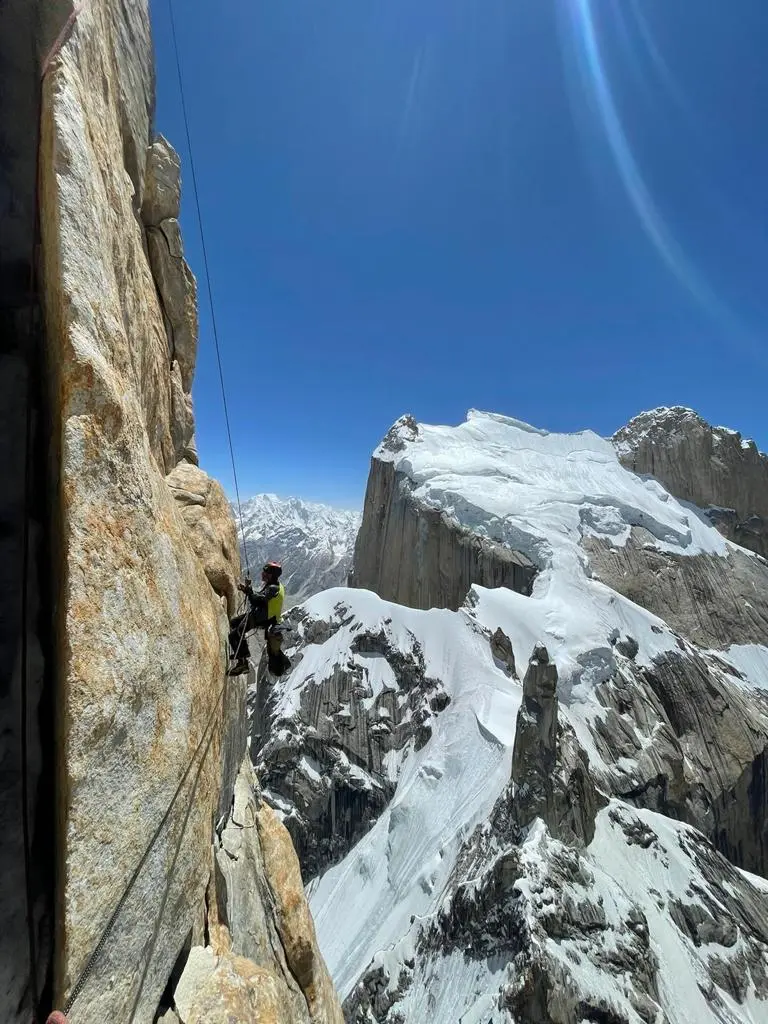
{"left": 229, "top": 612, "right": 252, "bottom": 667}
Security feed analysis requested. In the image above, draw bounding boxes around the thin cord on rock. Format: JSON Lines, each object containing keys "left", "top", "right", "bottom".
{"left": 63, "top": 653, "right": 229, "bottom": 1016}
{"left": 166, "top": 0, "right": 250, "bottom": 574}
{"left": 40, "top": 4, "right": 258, "bottom": 1014}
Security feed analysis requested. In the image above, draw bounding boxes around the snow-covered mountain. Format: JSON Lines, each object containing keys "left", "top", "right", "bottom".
{"left": 251, "top": 410, "right": 768, "bottom": 1023}
{"left": 238, "top": 494, "right": 361, "bottom": 604}
{"left": 613, "top": 405, "right": 768, "bottom": 558}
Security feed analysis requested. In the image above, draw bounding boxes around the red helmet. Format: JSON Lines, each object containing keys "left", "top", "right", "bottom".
{"left": 262, "top": 561, "right": 282, "bottom": 578}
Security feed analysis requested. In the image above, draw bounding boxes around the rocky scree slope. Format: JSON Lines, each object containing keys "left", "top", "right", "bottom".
{"left": 3, "top": 2, "right": 343, "bottom": 1022}
{"left": 253, "top": 409, "right": 768, "bottom": 1024}
{"left": 240, "top": 493, "right": 361, "bottom": 604}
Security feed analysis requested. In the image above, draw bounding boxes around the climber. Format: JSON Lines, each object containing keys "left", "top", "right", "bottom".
{"left": 228, "top": 561, "right": 286, "bottom": 675}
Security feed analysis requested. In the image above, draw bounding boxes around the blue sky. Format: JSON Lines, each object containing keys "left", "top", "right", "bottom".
{"left": 151, "top": 0, "right": 767, "bottom": 508}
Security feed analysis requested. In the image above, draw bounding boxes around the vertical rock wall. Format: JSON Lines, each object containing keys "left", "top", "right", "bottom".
{"left": 0, "top": 2, "right": 62, "bottom": 1017}
{"left": 0, "top": 3, "right": 345, "bottom": 1022}
{"left": 613, "top": 407, "right": 768, "bottom": 557}
{"left": 510, "top": 645, "right": 604, "bottom": 846}
{"left": 204, "top": 762, "right": 344, "bottom": 1024}
{"left": 37, "top": 2, "right": 241, "bottom": 1019}
{"left": 350, "top": 456, "right": 536, "bottom": 610}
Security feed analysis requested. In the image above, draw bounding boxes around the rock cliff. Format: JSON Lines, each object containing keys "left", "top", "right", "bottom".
{"left": 613, "top": 406, "right": 768, "bottom": 557}
{"left": 254, "top": 411, "right": 768, "bottom": 1023}
{"left": 510, "top": 645, "right": 604, "bottom": 847}
{"left": 250, "top": 596, "right": 452, "bottom": 879}
{"left": 170, "top": 760, "right": 343, "bottom": 1024}
{"left": 350, "top": 416, "right": 537, "bottom": 609}
{"left": 1, "top": 2, "right": 342, "bottom": 1022}
{"left": 584, "top": 526, "right": 768, "bottom": 649}
{"left": 38, "top": 3, "right": 236, "bottom": 1016}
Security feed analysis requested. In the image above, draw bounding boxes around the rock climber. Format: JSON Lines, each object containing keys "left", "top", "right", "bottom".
{"left": 228, "top": 561, "right": 286, "bottom": 676}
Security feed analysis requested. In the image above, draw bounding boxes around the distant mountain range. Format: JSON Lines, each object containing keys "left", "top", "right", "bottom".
{"left": 237, "top": 493, "right": 361, "bottom": 605}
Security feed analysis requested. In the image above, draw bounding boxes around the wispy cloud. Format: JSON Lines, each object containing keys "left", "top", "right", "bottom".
{"left": 399, "top": 45, "right": 426, "bottom": 151}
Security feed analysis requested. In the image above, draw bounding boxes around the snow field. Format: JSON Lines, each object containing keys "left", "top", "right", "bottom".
{"left": 275, "top": 413, "right": 768, "bottom": 1020}
{"left": 299, "top": 589, "right": 520, "bottom": 998}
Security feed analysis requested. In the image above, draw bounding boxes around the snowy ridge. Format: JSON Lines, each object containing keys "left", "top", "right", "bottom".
{"left": 296, "top": 588, "right": 520, "bottom": 998}
{"left": 370, "top": 807, "right": 768, "bottom": 1024}
{"left": 293, "top": 584, "right": 768, "bottom": 1021}
{"left": 372, "top": 409, "right": 727, "bottom": 683}
{"left": 257, "top": 411, "right": 768, "bottom": 1023}
{"left": 238, "top": 493, "right": 360, "bottom": 603}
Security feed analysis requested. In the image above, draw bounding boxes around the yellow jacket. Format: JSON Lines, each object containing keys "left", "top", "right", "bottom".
{"left": 266, "top": 582, "right": 285, "bottom": 623}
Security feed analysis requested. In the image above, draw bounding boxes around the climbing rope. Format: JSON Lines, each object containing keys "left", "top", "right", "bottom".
{"left": 63, "top": 602, "right": 250, "bottom": 1017}
{"left": 126, "top": 686, "right": 222, "bottom": 1023}
{"left": 166, "top": 0, "right": 250, "bottom": 575}
{"left": 28, "top": 4, "right": 256, "bottom": 1017}
{"left": 63, "top": 654, "right": 228, "bottom": 1016}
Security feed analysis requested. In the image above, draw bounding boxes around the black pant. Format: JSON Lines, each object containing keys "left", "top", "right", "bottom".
{"left": 229, "top": 610, "right": 269, "bottom": 660}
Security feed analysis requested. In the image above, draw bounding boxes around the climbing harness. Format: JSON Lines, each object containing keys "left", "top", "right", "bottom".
{"left": 228, "top": 593, "right": 252, "bottom": 671}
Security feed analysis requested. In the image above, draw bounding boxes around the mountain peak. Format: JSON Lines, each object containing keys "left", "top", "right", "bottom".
{"left": 238, "top": 494, "right": 361, "bottom": 603}
{"left": 612, "top": 407, "right": 768, "bottom": 557}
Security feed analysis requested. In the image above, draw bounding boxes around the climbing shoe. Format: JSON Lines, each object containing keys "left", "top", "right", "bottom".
{"left": 227, "top": 659, "right": 249, "bottom": 677}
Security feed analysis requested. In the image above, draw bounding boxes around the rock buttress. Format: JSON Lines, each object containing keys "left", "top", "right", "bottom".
{"left": 170, "top": 761, "right": 344, "bottom": 1024}
{"left": 613, "top": 406, "right": 768, "bottom": 558}
{"left": 36, "top": 1, "right": 245, "bottom": 1019}
{"left": 350, "top": 453, "right": 536, "bottom": 610}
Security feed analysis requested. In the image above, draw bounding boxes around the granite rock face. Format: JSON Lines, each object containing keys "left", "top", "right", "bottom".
{"left": 38, "top": 3, "right": 234, "bottom": 1015}
{"left": 174, "top": 947, "right": 287, "bottom": 1024}
{"left": 511, "top": 645, "right": 604, "bottom": 847}
{"left": 0, "top": 2, "right": 77, "bottom": 1014}
{"left": 30, "top": 2, "right": 341, "bottom": 1022}
{"left": 613, "top": 406, "right": 768, "bottom": 557}
{"left": 146, "top": 218, "right": 198, "bottom": 396}
{"left": 167, "top": 461, "right": 240, "bottom": 616}
{"left": 141, "top": 135, "right": 199, "bottom": 462}
{"left": 141, "top": 135, "right": 181, "bottom": 227}
{"left": 192, "top": 761, "right": 344, "bottom": 1024}
{"left": 584, "top": 526, "right": 768, "bottom": 649}
{"left": 350, "top": 438, "right": 536, "bottom": 610}
{"left": 251, "top": 599, "right": 451, "bottom": 880}
{"left": 588, "top": 642, "right": 768, "bottom": 878}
